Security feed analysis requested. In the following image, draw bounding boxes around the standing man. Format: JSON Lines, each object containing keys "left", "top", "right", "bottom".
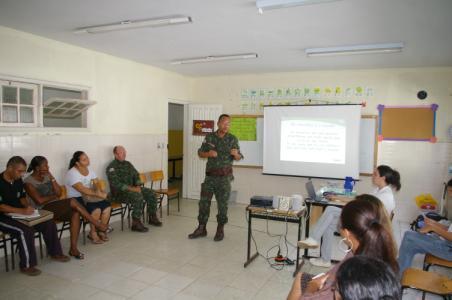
{"left": 106, "top": 146, "right": 162, "bottom": 232}
{"left": 0, "top": 156, "right": 69, "bottom": 276}
{"left": 188, "top": 114, "right": 243, "bottom": 241}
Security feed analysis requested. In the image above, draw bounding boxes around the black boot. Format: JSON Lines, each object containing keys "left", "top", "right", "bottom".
{"left": 188, "top": 224, "right": 207, "bottom": 239}
{"left": 131, "top": 218, "right": 149, "bottom": 232}
{"left": 213, "top": 224, "right": 224, "bottom": 242}
{"left": 148, "top": 213, "right": 162, "bottom": 227}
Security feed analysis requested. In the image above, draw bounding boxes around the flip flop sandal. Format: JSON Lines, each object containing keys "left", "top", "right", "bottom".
{"left": 87, "top": 234, "right": 104, "bottom": 244}
{"left": 68, "top": 250, "right": 85, "bottom": 260}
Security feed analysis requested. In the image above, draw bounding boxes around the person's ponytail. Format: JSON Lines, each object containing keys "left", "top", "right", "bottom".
{"left": 68, "top": 151, "right": 84, "bottom": 170}
{"left": 357, "top": 220, "right": 399, "bottom": 273}
{"left": 341, "top": 199, "right": 399, "bottom": 273}
{"left": 377, "top": 165, "right": 401, "bottom": 191}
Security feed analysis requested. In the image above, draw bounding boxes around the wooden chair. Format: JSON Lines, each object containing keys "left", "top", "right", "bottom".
{"left": 401, "top": 268, "right": 452, "bottom": 300}
{"left": 57, "top": 185, "right": 71, "bottom": 239}
{"left": 139, "top": 173, "right": 149, "bottom": 221}
{"left": 150, "top": 170, "right": 180, "bottom": 217}
{"left": 104, "top": 179, "right": 129, "bottom": 230}
{"left": 424, "top": 253, "right": 452, "bottom": 271}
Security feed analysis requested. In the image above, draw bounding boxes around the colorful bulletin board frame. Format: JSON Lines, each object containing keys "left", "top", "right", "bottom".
{"left": 377, "top": 104, "right": 438, "bottom": 143}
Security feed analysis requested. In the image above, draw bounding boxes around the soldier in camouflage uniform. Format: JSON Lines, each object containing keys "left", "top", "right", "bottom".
{"left": 106, "top": 146, "right": 162, "bottom": 232}
{"left": 188, "top": 114, "right": 243, "bottom": 241}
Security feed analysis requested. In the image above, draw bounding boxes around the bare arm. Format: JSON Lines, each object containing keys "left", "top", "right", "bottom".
{"left": 0, "top": 202, "right": 34, "bottom": 215}
{"left": 24, "top": 183, "right": 59, "bottom": 206}
{"left": 287, "top": 272, "right": 303, "bottom": 300}
{"left": 420, "top": 222, "right": 452, "bottom": 241}
{"left": 72, "top": 181, "right": 106, "bottom": 199}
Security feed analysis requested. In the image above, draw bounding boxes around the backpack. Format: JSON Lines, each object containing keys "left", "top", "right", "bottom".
{"left": 410, "top": 212, "right": 447, "bottom": 231}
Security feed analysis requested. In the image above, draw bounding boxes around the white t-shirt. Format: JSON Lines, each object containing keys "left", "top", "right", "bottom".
{"left": 370, "top": 185, "right": 395, "bottom": 214}
{"left": 65, "top": 167, "right": 97, "bottom": 198}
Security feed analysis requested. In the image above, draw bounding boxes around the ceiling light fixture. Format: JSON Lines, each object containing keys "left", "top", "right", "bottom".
{"left": 305, "top": 42, "right": 404, "bottom": 57}
{"left": 256, "top": 0, "right": 341, "bottom": 13}
{"left": 171, "top": 53, "right": 258, "bottom": 65}
{"left": 73, "top": 16, "right": 192, "bottom": 34}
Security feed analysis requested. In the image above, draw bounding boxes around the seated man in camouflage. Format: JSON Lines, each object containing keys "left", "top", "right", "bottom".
{"left": 106, "top": 146, "right": 162, "bottom": 232}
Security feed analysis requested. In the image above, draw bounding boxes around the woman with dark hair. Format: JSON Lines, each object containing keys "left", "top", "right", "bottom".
{"left": 335, "top": 256, "right": 401, "bottom": 300}
{"left": 65, "top": 151, "right": 111, "bottom": 244}
{"left": 24, "top": 156, "right": 108, "bottom": 259}
{"left": 299, "top": 165, "right": 401, "bottom": 267}
{"left": 287, "top": 198, "right": 398, "bottom": 300}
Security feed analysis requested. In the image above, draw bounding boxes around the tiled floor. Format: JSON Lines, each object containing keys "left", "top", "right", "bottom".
{"left": 0, "top": 197, "right": 448, "bottom": 299}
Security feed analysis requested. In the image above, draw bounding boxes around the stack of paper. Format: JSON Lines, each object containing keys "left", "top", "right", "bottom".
{"left": 7, "top": 209, "right": 40, "bottom": 219}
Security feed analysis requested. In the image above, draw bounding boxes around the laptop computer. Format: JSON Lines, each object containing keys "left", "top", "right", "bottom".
{"left": 305, "top": 180, "right": 328, "bottom": 202}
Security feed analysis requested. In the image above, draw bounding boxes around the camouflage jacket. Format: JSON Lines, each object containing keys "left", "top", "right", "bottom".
{"left": 106, "top": 159, "right": 142, "bottom": 193}
{"left": 198, "top": 131, "right": 243, "bottom": 174}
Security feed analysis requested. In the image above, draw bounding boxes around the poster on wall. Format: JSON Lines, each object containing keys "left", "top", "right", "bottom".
{"left": 192, "top": 120, "right": 214, "bottom": 136}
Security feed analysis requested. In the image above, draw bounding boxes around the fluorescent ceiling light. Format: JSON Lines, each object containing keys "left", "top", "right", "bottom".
{"left": 171, "top": 53, "right": 258, "bottom": 65}
{"left": 256, "top": 0, "right": 341, "bottom": 13}
{"left": 74, "top": 16, "right": 192, "bottom": 34}
{"left": 305, "top": 42, "right": 404, "bottom": 57}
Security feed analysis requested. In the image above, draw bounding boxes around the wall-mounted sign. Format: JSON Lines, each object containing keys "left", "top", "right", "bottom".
{"left": 193, "top": 120, "right": 214, "bottom": 136}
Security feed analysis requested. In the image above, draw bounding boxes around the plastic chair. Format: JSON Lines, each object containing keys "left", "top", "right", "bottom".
{"left": 150, "top": 170, "right": 180, "bottom": 217}
{"left": 104, "top": 179, "right": 129, "bottom": 230}
{"left": 424, "top": 253, "right": 452, "bottom": 271}
{"left": 401, "top": 268, "right": 452, "bottom": 300}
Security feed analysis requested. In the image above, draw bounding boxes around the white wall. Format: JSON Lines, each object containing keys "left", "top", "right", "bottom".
{"left": 0, "top": 26, "right": 194, "bottom": 185}
{"left": 0, "top": 26, "right": 193, "bottom": 135}
{"left": 192, "top": 68, "right": 452, "bottom": 221}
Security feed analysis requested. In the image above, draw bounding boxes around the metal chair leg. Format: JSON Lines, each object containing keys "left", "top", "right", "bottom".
{"left": 10, "top": 238, "right": 15, "bottom": 270}
{"left": 38, "top": 233, "right": 43, "bottom": 259}
{"left": 2, "top": 236, "right": 8, "bottom": 272}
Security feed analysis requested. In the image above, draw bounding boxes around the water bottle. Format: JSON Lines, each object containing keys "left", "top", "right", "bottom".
{"left": 344, "top": 177, "right": 354, "bottom": 196}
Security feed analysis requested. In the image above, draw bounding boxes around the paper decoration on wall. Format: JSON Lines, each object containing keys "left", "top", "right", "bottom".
{"left": 240, "top": 85, "right": 376, "bottom": 114}
{"left": 377, "top": 104, "right": 438, "bottom": 143}
{"left": 192, "top": 120, "right": 214, "bottom": 136}
{"left": 230, "top": 117, "right": 257, "bottom": 141}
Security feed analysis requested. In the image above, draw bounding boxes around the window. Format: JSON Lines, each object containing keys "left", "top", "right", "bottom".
{"left": 42, "top": 86, "right": 94, "bottom": 128}
{"left": 0, "top": 78, "right": 95, "bottom": 129}
{"left": 0, "top": 80, "right": 38, "bottom": 126}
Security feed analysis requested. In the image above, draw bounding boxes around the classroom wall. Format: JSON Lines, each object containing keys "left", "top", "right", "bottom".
{"left": 0, "top": 26, "right": 193, "bottom": 135}
{"left": 0, "top": 26, "right": 193, "bottom": 187}
{"left": 192, "top": 68, "right": 452, "bottom": 222}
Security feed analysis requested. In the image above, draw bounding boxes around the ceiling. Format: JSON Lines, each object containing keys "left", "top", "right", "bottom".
{"left": 0, "top": 0, "right": 452, "bottom": 77}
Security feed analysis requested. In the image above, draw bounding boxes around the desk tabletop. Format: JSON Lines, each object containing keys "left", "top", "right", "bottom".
{"left": 17, "top": 209, "right": 54, "bottom": 227}
{"left": 305, "top": 199, "right": 346, "bottom": 207}
{"left": 246, "top": 205, "right": 305, "bottom": 217}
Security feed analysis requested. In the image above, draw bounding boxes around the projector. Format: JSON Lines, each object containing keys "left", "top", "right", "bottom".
{"left": 250, "top": 195, "right": 273, "bottom": 207}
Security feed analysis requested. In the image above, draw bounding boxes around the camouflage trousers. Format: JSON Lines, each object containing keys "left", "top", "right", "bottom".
{"left": 198, "top": 176, "right": 231, "bottom": 225}
{"left": 116, "top": 187, "right": 158, "bottom": 219}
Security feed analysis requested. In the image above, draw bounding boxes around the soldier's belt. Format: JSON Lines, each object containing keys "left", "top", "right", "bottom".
{"left": 206, "top": 167, "right": 233, "bottom": 177}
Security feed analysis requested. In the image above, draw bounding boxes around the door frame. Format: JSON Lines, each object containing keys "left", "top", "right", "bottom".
{"left": 168, "top": 98, "right": 189, "bottom": 197}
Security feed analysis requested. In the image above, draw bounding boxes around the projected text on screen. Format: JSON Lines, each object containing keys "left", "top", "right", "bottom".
{"left": 280, "top": 119, "right": 346, "bottom": 164}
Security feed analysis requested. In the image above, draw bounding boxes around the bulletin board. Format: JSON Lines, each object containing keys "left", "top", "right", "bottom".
{"left": 231, "top": 114, "right": 378, "bottom": 175}
{"left": 377, "top": 104, "right": 438, "bottom": 142}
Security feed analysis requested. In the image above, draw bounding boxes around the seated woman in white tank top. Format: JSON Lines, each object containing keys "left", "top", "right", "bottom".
{"left": 298, "top": 165, "right": 401, "bottom": 268}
